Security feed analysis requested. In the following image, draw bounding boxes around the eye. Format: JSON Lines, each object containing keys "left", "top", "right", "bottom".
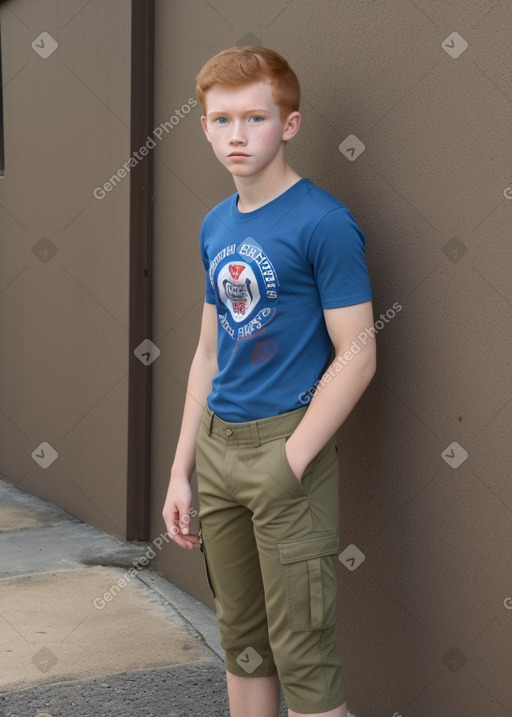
{"left": 214, "top": 117, "right": 228, "bottom": 124}
{"left": 249, "top": 116, "right": 264, "bottom": 123}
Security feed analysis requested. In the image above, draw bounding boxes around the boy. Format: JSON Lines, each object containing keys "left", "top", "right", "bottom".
{"left": 162, "top": 46, "right": 376, "bottom": 717}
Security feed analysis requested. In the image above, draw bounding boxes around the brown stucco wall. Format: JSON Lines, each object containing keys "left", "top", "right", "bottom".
{"left": 0, "top": 0, "right": 132, "bottom": 539}
{"left": 150, "top": 2, "right": 512, "bottom": 715}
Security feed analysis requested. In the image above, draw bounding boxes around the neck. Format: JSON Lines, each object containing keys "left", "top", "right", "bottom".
{"left": 234, "top": 164, "right": 302, "bottom": 213}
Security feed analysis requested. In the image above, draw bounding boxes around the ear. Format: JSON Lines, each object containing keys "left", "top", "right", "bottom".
{"left": 200, "top": 115, "right": 212, "bottom": 143}
{"left": 282, "top": 111, "right": 301, "bottom": 142}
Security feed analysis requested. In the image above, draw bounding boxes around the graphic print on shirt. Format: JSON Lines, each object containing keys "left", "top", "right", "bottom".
{"left": 210, "top": 237, "right": 279, "bottom": 343}
{"left": 217, "top": 262, "right": 260, "bottom": 322}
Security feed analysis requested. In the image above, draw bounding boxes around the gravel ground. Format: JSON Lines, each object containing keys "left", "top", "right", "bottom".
{"left": 0, "top": 661, "right": 289, "bottom": 717}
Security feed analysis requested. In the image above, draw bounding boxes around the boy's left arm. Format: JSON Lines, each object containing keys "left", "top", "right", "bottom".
{"left": 285, "top": 300, "right": 377, "bottom": 480}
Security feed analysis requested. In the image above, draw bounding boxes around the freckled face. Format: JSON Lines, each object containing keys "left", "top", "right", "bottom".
{"left": 201, "top": 81, "right": 297, "bottom": 180}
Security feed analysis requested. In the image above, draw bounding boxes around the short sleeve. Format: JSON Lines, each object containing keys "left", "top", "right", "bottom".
{"left": 201, "top": 223, "right": 217, "bottom": 305}
{"left": 307, "top": 207, "right": 372, "bottom": 309}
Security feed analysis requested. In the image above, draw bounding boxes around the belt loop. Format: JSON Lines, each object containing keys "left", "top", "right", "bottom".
{"left": 250, "top": 421, "right": 261, "bottom": 447}
{"left": 208, "top": 410, "right": 214, "bottom": 436}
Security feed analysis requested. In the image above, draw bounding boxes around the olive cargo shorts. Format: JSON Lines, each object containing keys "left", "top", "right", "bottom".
{"left": 196, "top": 405, "right": 346, "bottom": 714}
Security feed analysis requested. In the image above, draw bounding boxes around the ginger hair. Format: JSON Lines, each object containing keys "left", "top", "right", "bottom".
{"left": 196, "top": 46, "right": 300, "bottom": 119}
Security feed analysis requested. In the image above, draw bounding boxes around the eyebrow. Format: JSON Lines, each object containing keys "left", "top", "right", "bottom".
{"left": 207, "top": 108, "right": 270, "bottom": 117}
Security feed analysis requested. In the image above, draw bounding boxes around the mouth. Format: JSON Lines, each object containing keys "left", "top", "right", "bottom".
{"left": 228, "top": 152, "right": 249, "bottom": 158}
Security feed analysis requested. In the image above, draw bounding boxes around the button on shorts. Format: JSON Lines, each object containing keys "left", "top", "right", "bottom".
{"left": 196, "top": 405, "right": 346, "bottom": 714}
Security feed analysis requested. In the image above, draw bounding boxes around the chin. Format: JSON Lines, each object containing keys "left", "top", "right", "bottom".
{"left": 229, "top": 166, "right": 256, "bottom": 177}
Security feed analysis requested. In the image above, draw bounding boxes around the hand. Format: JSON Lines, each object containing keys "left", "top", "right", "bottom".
{"left": 162, "top": 475, "right": 200, "bottom": 550}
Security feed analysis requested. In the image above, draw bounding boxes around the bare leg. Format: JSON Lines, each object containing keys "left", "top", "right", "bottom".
{"left": 288, "top": 700, "right": 348, "bottom": 717}
{"left": 226, "top": 670, "right": 281, "bottom": 717}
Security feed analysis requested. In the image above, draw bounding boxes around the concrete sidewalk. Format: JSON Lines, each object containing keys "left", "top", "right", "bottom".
{"left": 0, "top": 477, "right": 289, "bottom": 716}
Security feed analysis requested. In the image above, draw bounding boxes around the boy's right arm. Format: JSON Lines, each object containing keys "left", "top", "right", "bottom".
{"left": 162, "top": 302, "right": 218, "bottom": 549}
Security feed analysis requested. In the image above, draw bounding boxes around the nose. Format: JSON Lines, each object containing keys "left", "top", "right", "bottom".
{"left": 229, "top": 119, "right": 246, "bottom": 145}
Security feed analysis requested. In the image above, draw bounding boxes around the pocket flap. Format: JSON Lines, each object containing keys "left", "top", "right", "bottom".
{"left": 277, "top": 529, "right": 339, "bottom": 564}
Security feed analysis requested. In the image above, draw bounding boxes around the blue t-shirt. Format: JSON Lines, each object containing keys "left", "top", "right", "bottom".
{"left": 201, "top": 178, "right": 372, "bottom": 422}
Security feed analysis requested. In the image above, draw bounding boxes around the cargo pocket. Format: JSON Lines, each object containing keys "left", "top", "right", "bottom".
{"left": 198, "top": 526, "right": 216, "bottom": 598}
{"left": 277, "top": 529, "right": 339, "bottom": 632}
